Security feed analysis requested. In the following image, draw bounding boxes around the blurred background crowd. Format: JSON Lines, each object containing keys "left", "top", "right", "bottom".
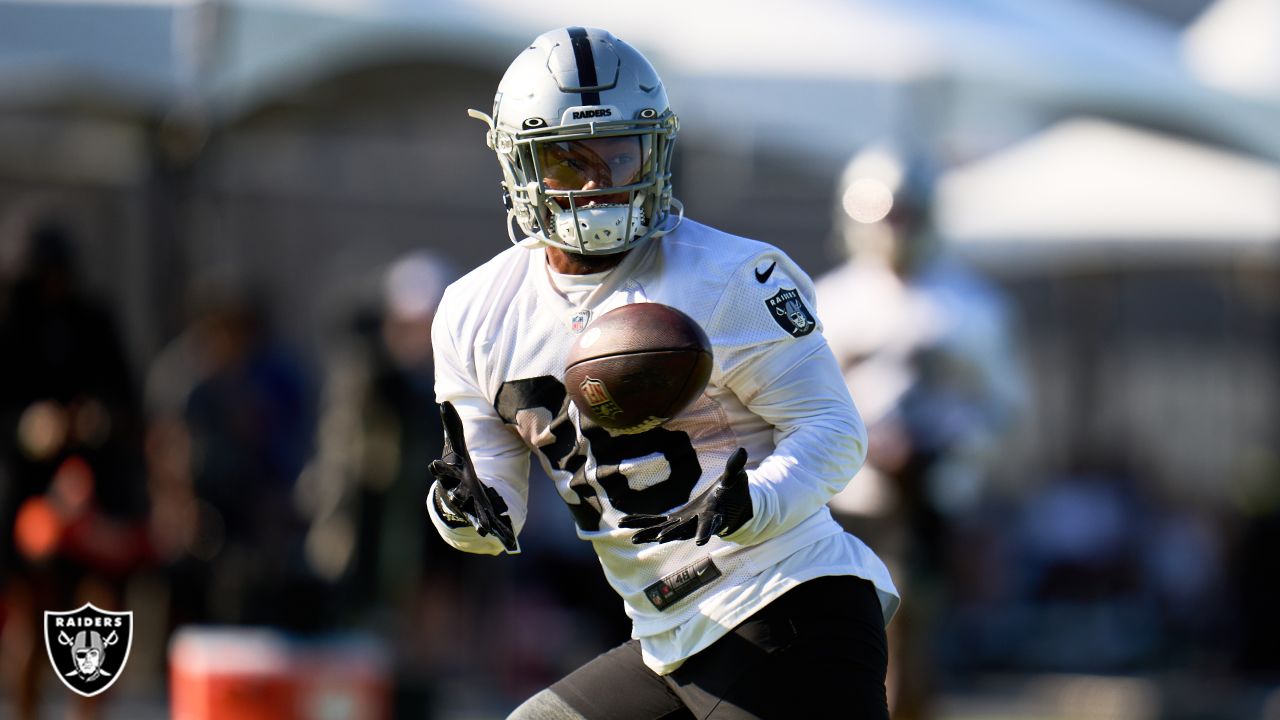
{"left": 0, "top": 0, "right": 1276, "bottom": 718}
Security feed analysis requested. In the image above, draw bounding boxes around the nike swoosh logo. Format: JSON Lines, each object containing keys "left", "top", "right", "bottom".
{"left": 754, "top": 261, "right": 776, "bottom": 283}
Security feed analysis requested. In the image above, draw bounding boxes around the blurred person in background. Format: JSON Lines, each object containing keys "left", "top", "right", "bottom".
{"left": 1008, "top": 452, "right": 1153, "bottom": 670}
{"left": 815, "top": 144, "right": 1026, "bottom": 720}
{"left": 425, "top": 27, "right": 898, "bottom": 720}
{"left": 143, "top": 280, "right": 318, "bottom": 633}
{"left": 297, "top": 251, "right": 462, "bottom": 716}
{"left": 0, "top": 217, "right": 150, "bottom": 719}
{"left": 299, "top": 251, "right": 452, "bottom": 616}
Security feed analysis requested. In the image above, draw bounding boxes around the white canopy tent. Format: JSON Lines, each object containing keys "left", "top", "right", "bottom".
{"left": 1181, "top": 0, "right": 1280, "bottom": 102}
{"left": 936, "top": 116, "right": 1280, "bottom": 271}
{"left": 2, "top": 0, "right": 1277, "bottom": 165}
{"left": 390, "top": 0, "right": 1280, "bottom": 165}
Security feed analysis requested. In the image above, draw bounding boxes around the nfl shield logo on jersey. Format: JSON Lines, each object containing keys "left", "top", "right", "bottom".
{"left": 45, "top": 604, "right": 133, "bottom": 697}
{"left": 765, "top": 288, "right": 816, "bottom": 338}
{"left": 570, "top": 309, "right": 592, "bottom": 333}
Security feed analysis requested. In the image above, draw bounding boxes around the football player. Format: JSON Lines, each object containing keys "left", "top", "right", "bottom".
{"left": 427, "top": 27, "right": 898, "bottom": 719}
{"left": 818, "top": 144, "right": 1026, "bottom": 719}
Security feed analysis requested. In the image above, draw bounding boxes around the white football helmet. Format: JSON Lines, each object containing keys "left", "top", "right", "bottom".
{"left": 835, "top": 143, "right": 941, "bottom": 274}
{"left": 469, "top": 27, "right": 683, "bottom": 255}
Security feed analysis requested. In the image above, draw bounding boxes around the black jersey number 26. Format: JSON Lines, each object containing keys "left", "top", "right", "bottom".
{"left": 495, "top": 376, "right": 702, "bottom": 532}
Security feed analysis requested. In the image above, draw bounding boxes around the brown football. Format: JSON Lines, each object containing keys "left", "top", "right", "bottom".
{"left": 564, "top": 303, "right": 713, "bottom": 434}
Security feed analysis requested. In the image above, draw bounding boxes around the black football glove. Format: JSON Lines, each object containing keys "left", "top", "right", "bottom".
{"left": 619, "top": 448, "right": 753, "bottom": 546}
{"left": 429, "top": 401, "right": 518, "bottom": 552}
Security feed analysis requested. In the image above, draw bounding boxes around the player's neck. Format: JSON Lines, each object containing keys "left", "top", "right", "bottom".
{"left": 545, "top": 247, "right": 630, "bottom": 275}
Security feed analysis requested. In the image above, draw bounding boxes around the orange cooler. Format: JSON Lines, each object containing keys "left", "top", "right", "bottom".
{"left": 170, "top": 627, "right": 390, "bottom": 720}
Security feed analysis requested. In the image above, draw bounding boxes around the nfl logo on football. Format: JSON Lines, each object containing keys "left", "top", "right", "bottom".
{"left": 579, "top": 377, "right": 623, "bottom": 419}
{"left": 44, "top": 603, "right": 133, "bottom": 697}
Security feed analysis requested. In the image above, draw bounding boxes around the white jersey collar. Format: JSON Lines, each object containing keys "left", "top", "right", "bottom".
{"left": 533, "top": 239, "right": 660, "bottom": 318}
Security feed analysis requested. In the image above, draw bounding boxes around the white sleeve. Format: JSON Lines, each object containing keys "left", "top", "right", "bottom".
{"left": 712, "top": 252, "right": 868, "bottom": 547}
{"left": 428, "top": 290, "right": 531, "bottom": 555}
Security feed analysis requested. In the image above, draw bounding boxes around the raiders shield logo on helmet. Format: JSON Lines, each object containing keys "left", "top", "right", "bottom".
{"left": 765, "top": 288, "right": 816, "bottom": 338}
{"left": 44, "top": 603, "right": 133, "bottom": 697}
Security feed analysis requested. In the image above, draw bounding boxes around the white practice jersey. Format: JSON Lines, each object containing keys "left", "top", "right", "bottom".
{"left": 429, "top": 219, "right": 898, "bottom": 673}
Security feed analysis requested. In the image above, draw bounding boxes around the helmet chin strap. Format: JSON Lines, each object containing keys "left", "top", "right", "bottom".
{"left": 656, "top": 197, "right": 685, "bottom": 238}
{"left": 507, "top": 209, "right": 543, "bottom": 248}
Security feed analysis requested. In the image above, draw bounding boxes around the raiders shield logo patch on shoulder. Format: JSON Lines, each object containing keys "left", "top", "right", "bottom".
{"left": 765, "top": 288, "right": 816, "bottom": 338}
{"left": 45, "top": 603, "right": 133, "bottom": 697}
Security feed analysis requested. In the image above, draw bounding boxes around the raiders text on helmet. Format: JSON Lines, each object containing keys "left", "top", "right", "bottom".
{"left": 469, "top": 27, "right": 683, "bottom": 255}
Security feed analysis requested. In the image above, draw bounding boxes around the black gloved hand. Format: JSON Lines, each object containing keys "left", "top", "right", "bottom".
{"left": 619, "top": 448, "right": 753, "bottom": 546}
{"left": 429, "top": 401, "right": 518, "bottom": 552}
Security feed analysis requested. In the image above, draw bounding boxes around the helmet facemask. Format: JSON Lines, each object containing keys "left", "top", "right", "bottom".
{"left": 474, "top": 110, "right": 680, "bottom": 255}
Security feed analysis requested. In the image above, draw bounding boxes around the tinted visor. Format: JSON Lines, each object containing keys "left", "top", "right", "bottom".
{"left": 536, "top": 135, "right": 652, "bottom": 193}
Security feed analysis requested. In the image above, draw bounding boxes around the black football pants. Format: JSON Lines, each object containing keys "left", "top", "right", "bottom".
{"left": 512, "top": 575, "right": 889, "bottom": 720}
